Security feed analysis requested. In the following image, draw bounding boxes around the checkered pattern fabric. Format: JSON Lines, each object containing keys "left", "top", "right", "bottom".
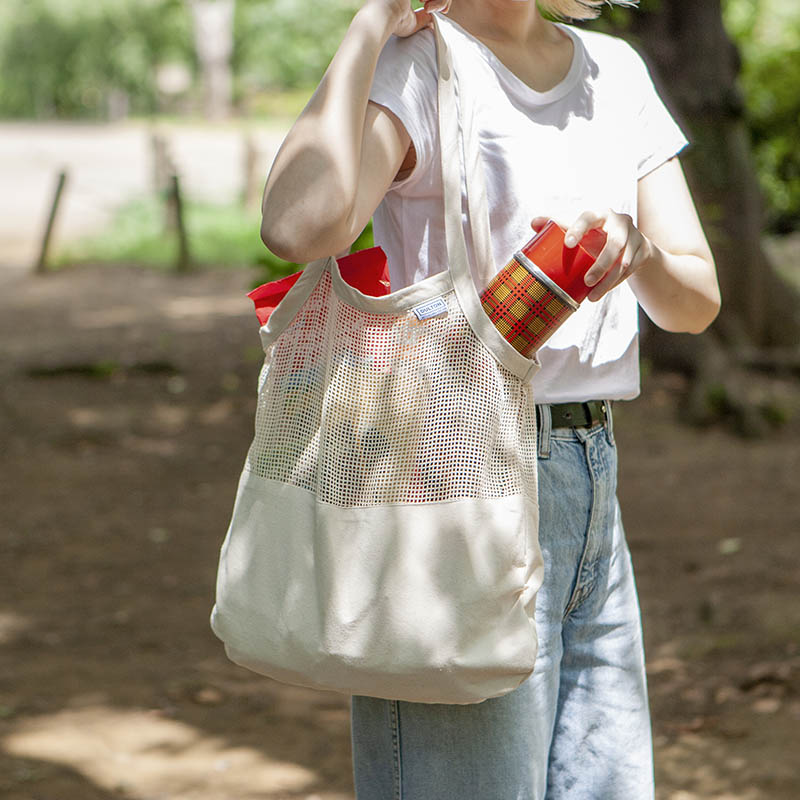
{"left": 480, "top": 256, "right": 576, "bottom": 357}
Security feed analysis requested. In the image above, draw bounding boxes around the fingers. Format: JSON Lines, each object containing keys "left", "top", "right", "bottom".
{"left": 587, "top": 235, "right": 643, "bottom": 301}
{"left": 564, "top": 210, "right": 604, "bottom": 249}
{"left": 530, "top": 215, "right": 571, "bottom": 233}
{"left": 404, "top": 0, "right": 449, "bottom": 34}
{"left": 529, "top": 216, "right": 550, "bottom": 232}
{"left": 420, "top": 0, "right": 450, "bottom": 24}
{"left": 588, "top": 212, "right": 649, "bottom": 301}
{"left": 533, "top": 209, "right": 649, "bottom": 302}
{"left": 424, "top": 0, "right": 451, "bottom": 13}
{"left": 582, "top": 211, "right": 627, "bottom": 289}
{"left": 406, "top": 7, "right": 432, "bottom": 32}
{"left": 562, "top": 209, "right": 647, "bottom": 302}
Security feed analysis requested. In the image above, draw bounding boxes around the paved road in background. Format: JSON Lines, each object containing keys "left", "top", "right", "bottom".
{"left": 0, "top": 121, "right": 289, "bottom": 271}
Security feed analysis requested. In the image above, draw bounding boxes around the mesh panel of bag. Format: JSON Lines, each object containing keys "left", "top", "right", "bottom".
{"left": 211, "top": 14, "right": 543, "bottom": 705}
{"left": 246, "top": 272, "right": 538, "bottom": 507}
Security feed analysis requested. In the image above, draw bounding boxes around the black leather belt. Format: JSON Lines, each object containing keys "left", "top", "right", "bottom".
{"left": 548, "top": 400, "right": 609, "bottom": 429}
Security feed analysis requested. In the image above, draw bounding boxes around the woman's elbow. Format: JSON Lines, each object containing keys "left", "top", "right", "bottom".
{"left": 260, "top": 220, "right": 352, "bottom": 264}
{"left": 260, "top": 219, "right": 304, "bottom": 264}
{"left": 649, "top": 286, "right": 721, "bottom": 335}
{"left": 260, "top": 200, "right": 352, "bottom": 264}
{"left": 684, "top": 289, "right": 722, "bottom": 335}
{"left": 683, "top": 255, "right": 722, "bottom": 334}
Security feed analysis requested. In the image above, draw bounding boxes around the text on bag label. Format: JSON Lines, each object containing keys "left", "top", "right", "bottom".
{"left": 411, "top": 297, "right": 448, "bottom": 321}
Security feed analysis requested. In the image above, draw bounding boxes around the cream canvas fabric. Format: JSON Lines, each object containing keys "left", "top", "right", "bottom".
{"left": 211, "top": 17, "right": 543, "bottom": 704}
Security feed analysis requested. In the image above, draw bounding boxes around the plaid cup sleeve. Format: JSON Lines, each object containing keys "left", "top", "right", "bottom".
{"left": 480, "top": 257, "right": 575, "bottom": 357}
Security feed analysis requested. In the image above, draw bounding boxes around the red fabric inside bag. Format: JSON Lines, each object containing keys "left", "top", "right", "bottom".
{"left": 248, "top": 247, "right": 392, "bottom": 326}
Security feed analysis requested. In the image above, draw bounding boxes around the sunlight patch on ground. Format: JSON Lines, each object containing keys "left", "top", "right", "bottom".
{"left": 162, "top": 295, "right": 250, "bottom": 320}
{"left": 2, "top": 706, "right": 319, "bottom": 799}
{"left": 70, "top": 306, "right": 145, "bottom": 329}
{"left": 655, "top": 732, "right": 771, "bottom": 800}
{"left": 0, "top": 611, "right": 34, "bottom": 645}
{"left": 67, "top": 406, "right": 133, "bottom": 430}
{"left": 69, "top": 294, "right": 250, "bottom": 330}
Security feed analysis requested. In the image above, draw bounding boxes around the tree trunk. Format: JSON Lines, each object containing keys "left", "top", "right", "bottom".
{"left": 593, "top": 0, "right": 800, "bottom": 430}
{"left": 624, "top": 0, "right": 800, "bottom": 352}
{"left": 188, "top": 0, "right": 235, "bottom": 121}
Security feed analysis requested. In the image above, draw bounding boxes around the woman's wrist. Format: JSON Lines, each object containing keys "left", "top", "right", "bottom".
{"left": 628, "top": 245, "right": 720, "bottom": 334}
{"left": 355, "top": 0, "right": 409, "bottom": 41}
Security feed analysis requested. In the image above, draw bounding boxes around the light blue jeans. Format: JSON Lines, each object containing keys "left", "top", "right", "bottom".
{"left": 351, "top": 403, "right": 654, "bottom": 799}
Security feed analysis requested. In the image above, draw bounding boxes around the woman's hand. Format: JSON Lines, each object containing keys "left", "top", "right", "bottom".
{"left": 531, "top": 210, "right": 653, "bottom": 303}
{"left": 531, "top": 157, "right": 720, "bottom": 335}
{"left": 378, "top": 0, "right": 452, "bottom": 38}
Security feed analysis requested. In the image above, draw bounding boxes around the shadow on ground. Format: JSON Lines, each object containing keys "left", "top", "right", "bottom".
{"left": 1, "top": 266, "right": 798, "bottom": 799}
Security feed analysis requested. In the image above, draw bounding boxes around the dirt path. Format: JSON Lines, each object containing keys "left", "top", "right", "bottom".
{"left": 1, "top": 265, "right": 798, "bottom": 799}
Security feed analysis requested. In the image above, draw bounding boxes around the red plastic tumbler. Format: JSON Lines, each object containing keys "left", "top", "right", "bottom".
{"left": 480, "top": 220, "right": 606, "bottom": 357}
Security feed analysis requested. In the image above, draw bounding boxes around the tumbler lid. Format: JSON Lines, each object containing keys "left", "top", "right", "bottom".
{"left": 520, "top": 221, "right": 606, "bottom": 303}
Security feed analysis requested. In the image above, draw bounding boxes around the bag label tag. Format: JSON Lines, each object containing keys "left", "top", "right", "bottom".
{"left": 411, "top": 297, "right": 448, "bottom": 321}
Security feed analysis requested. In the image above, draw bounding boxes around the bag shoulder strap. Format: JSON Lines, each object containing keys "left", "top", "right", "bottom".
{"left": 433, "top": 15, "right": 539, "bottom": 382}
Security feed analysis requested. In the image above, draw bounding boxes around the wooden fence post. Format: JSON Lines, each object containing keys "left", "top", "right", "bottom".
{"left": 151, "top": 132, "right": 172, "bottom": 195}
{"left": 35, "top": 170, "right": 68, "bottom": 274}
{"left": 167, "top": 174, "right": 191, "bottom": 273}
{"left": 243, "top": 134, "right": 261, "bottom": 212}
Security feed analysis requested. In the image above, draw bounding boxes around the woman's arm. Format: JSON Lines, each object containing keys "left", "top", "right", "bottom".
{"left": 260, "top": 0, "right": 447, "bottom": 263}
{"left": 552, "top": 157, "right": 721, "bottom": 334}
{"left": 628, "top": 157, "right": 721, "bottom": 333}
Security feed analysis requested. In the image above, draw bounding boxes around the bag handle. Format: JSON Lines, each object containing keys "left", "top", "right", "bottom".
{"left": 261, "top": 17, "right": 538, "bottom": 381}
{"left": 432, "top": 15, "right": 539, "bottom": 381}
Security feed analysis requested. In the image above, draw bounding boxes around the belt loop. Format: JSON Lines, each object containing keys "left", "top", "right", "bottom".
{"left": 604, "top": 400, "right": 615, "bottom": 446}
{"left": 536, "top": 404, "right": 552, "bottom": 459}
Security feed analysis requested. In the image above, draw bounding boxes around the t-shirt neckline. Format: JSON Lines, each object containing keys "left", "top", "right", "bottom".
{"left": 437, "top": 14, "right": 585, "bottom": 106}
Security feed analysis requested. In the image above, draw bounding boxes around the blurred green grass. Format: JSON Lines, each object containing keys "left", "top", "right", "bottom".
{"left": 243, "top": 88, "right": 312, "bottom": 123}
{"left": 57, "top": 197, "right": 293, "bottom": 275}
{"left": 56, "top": 195, "right": 374, "bottom": 281}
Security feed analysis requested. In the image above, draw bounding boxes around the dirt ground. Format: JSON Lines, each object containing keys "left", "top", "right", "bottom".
{"left": 0, "top": 264, "right": 798, "bottom": 800}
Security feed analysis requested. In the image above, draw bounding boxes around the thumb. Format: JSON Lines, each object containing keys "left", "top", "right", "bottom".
{"left": 412, "top": 0, "right": 451, "bottom": 34}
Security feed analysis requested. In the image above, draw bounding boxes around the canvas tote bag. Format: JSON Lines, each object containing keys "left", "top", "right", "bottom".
{"left": 211, "top": 15, "right": 543, "bottom": 705}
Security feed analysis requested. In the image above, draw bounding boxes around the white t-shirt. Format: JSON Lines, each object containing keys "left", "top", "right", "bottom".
{"left": 368, "top": 14, "right": 688, "bottom": 403}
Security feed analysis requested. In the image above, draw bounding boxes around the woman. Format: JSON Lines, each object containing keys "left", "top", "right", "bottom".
{"left": 260, "top": 0, "right": 721, "bottom": 797}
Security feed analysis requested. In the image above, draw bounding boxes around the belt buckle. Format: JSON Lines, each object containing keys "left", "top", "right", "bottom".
{"left": 582, "top": 401, "right": 607, "bottom": 427}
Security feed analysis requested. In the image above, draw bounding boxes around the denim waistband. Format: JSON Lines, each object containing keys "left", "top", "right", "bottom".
{"left": 536, "top": 401, "right": 615, "bottom": 459}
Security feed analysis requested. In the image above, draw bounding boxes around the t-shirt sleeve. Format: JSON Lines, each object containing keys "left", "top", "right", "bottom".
{"left": 626, "top": 44, "right": 689, "bottom": 180}
{"left": 369, "top": 28, "right": 439, "bottom": 189}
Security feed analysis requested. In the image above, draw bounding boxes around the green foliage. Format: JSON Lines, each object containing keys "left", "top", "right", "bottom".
{"left": 0, "top": 0, "right": 362, "bottom": 116}
{"left": 594, "top": 0, "right": 800, "bottom": 232}
{"left": 3, "top": 0, "right": 796, "bottom": 229}
{"left": 0, "top": 0, "right": 191, "bottom": 119}
{"left": 760, "top": 400, "right": 790, "bottom": 428}
{"left": 724, "top": 0, "right": 800, "bottom": 232}
{"left": 350, "top": 222, "right": 375, "bottom": 253}
{"left": 746, "top": 60, "right": 800, "bottom": 233}
{"left": 234, "top": 0, "right": 360, "bottom": 91}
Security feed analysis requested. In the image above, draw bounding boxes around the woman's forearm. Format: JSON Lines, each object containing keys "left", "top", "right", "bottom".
{"left": 630, "top": 157, "right": 721, "bottom": 334}
{"left": 628, "top": 246, "right": 720, "bottom": 334}
{"left": 260, "top": 2, "right": 402, "bottom": 262}
{"left": 562, "top": 159, "right": 721, "bottom": 334}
